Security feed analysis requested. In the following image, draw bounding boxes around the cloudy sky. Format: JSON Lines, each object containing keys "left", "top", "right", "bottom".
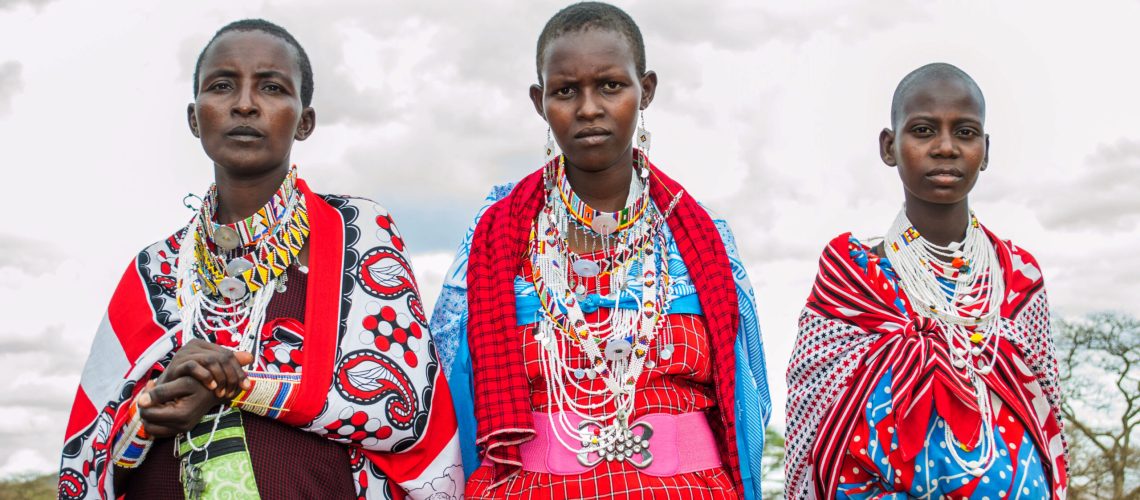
{"left": 1, "top": 0, "right": 1137, "bottom": 477}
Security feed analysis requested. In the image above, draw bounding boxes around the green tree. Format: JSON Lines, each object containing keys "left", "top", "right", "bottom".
{"left": 1056, "top": 312, "right": 1140, "bottom": 499}
{"left": 762, "top": 427, "right": 786, "bottom": 499}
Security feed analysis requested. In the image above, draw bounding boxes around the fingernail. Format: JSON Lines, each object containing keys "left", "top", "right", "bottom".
{"left": 138, "top": 393, "right": 151, "bottom": 407}
{"left": 242, "top": 379, "right": 251, "bottom": 390}
{"left": 208, "top": 381, "right": 217, "bottom": 390}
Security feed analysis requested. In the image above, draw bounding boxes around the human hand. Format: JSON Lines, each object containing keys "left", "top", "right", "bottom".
{"left": 158, "top": 339, "right": 253, "bottom": 400}
{"left": 137, "top": 378, "right": 222, "bottom": 438}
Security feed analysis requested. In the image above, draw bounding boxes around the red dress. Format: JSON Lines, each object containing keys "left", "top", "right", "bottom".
{"left": 466, "top": 256, "right": 737, "bottom": 499}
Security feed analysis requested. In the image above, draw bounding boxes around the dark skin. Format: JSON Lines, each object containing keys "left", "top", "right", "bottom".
{"left": 530, "top": 29, "right": 657, "bottom": 248}
{"left": 121, "top": 31, "right": 317, "bottom": 486}
{"left": 879, "top": 76, "right": 989, "bottom": 252}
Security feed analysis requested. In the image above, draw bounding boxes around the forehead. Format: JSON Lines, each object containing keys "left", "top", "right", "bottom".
{"left": 541, "top": 29, "right": 637, "bottom": 78}
{"left": 899, "top": 77, "right": 984, "bottom": 120}
{"left": 200, "top": 30, "right": 301, "bottom": 78}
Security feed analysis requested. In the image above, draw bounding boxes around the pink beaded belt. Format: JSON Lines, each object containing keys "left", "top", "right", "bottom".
{"left": 515, "top": 411, "right": 723, "bottom": 477}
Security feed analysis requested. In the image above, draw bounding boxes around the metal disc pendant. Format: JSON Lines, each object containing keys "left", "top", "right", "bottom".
{"left": 572, "top": 259, "right": 601, "bottom": 278}
{"left": 214, "top": 226, "right": 241, "bottom": 251}
{"left": 218, "top": 277, "right": 248, "bottom": 300}
{"left": 225, "top": 258, "right": 254, "bottom": 277}
{"left": 604, "top": 338, "right": 632, "bottom": 361}
{"left": 659, "top": 344, "right": 674, "bottom": 360}
{"left": 591, "top": 214, "right": 618, "bottom": 236}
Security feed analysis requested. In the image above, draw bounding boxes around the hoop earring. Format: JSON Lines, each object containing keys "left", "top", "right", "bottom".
{"left": 545, "top": 127, "right": 557, "bottom": 163}
{"left": 637, "top": 111, "right": 651, "bottom": 178}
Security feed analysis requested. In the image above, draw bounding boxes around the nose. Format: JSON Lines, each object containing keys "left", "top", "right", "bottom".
{"left": 930, "top": 130, "right": 958, "bottom": 158}
{"left": 576, "top": 88, "right": 604, "bottom": 121}
{"left": 232, "top": 85, "right": 259, "bottom": 118}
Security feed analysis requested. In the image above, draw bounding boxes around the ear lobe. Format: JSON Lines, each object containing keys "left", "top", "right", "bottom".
{"left": 295, "top": 108, "right": 316, "bottom": 141}
{"left": 879, "top": 128, "right": 897, "bottom": 167}
{"left": 187, "top": 103, "right": 200, "bottom": 138}
{"left": 529, "top": 84, "right": 547, "bottom": 121}
{"left": 639, "top": 71, "right": 658, "bottom": 110}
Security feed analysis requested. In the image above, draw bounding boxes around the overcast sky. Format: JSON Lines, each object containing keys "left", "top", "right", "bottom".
{"left": 1, "top": 0, "right": 1137, "bottom": 477}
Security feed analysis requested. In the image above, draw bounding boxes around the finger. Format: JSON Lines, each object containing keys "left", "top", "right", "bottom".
{"left": 233, "top": 351, "right": 254, "bottom": 367}
{"left": 137, "top": 381, "right": 158, "bottom": 408}
{"left": 166, "top": 360, "right": 218, "bottom": 390}
{"left": 147, "top": 378, "right": 202, "bottom": 406}
{"left": 218, "top": 352, "right": 246, "bottom": 398}
{"left": 141, "top": 420, "right": 180, "bottom": 439}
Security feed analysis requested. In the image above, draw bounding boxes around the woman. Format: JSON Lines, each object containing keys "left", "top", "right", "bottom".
{"left": 785, "top": 63, "right": 1068, "bottom": 498}
{"left": 59, "top": 19, "right": 461, "bottom": 499}
{"left": 430, "top": 3, "right": 771, "bottom": 498}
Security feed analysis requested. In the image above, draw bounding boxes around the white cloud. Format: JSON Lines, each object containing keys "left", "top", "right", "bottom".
{"left": 1, "top": 0, "right": 1138, "bottom": 475}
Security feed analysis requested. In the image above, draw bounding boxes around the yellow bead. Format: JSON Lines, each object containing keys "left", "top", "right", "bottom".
{"left": 969, "top": 333, "right": 984, "bottom": 344}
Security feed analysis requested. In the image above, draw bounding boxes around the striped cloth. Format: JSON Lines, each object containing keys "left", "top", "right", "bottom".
{"left": 786, "top": 231, "right": 1068, "bottom": 499}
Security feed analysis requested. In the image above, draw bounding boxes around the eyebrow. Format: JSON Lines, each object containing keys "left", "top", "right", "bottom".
{"left": 201, "top": 68, "right": 293, "bottom": 83}
{"left": 905, "top": 113, "right": 983, "bottom": 124}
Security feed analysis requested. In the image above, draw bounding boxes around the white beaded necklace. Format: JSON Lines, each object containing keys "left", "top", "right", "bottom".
{"left": 885, "top": 207, "right": 1004, "bottom": 477}
{"left": 530, "top": 160, "right": 678, "bottom": 466}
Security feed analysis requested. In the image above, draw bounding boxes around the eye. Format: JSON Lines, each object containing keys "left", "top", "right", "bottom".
{"left": 206, "top": 81, "right": 233, "bottom": 92}
{"left": 263, "top": 83, "right": 285, "bottom": 93}
{"left": 602, "top": 81, "right": 624, "bottom": 92}
{"left": 553, "top": 87, "right": 576, "bottom": 98}
{"left": 956, "top": 127, "right": 980, "bottom": 138}
{"left": 910, "top": 125, "right": 934, "bottom": 136}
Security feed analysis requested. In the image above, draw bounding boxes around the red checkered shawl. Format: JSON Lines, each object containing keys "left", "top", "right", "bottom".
{"left": 466, "top": 159, "right": 743, "bottom": 490}
{"left": 787, "top": 230, "right": 1067, "bottom": 498}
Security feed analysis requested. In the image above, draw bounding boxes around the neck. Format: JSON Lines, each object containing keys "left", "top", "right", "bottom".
{"left": 904, "top": 194, "right": 971, "bottom": 247}
{"left": 213, "top": 163, "right": 291, "bottom": 224}
{"left": 563, "top": 146, "right": 635, "bottom": 213}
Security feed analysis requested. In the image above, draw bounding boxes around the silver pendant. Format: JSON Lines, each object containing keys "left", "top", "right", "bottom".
{"left": 224, "top": 258, "right": 254, "bottom": 277}
{"left": 659, "top": 344, "right": 674, "bottom": 360}
{"left": 181, "top": 459, "right": 205, "bottom": 500}
{"left": 591, "top": 214, "right": 618, "bottom": 236}
{"left": 604, "top": 338, "right": 632, "bottom": 361}
{"left": 572, "top": 259, "right": 601, "bottom": 278}
{"left": 218, "top": 277, "right": 248, "bottom": 300}
{"left": 213, "top": 226, "right": 241, "bottom": 251}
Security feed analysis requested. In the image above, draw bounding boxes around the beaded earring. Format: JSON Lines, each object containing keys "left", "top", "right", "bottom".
{"left": 636, "top": 111, "right": 651, "bottom": 179}
{"left": 545, "top": 126, "right": 557, "bottom": 163}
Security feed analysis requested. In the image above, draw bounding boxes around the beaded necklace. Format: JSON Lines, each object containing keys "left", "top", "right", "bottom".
{"left": 175, "top": 166, "right": 309, "bottom": 359}
{"left": 529, "top": 154, "right": 682, "bottom": 467}
{"left": 885, "top": 207, "right": 1004, "bottom": 477}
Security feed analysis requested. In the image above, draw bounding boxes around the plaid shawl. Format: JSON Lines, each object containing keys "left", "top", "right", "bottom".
{"left": 466, "top": 158, "right": 743, "bottom": 489}
{"left": 785, "top": 230, "right": 1067, "bottom": 499}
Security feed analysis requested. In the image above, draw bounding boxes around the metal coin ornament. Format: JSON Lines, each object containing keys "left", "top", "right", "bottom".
{"left": 213, "top": 226, "right": 241, "bottom": 251}
{"left": 591, "top": 214, "right": 619, "bottom": 236}
{"left": 604, "top": 338, "right": 633, "bottom": 361}
{"left": 225, "top": 258, "right": 254, "bottom": 277}
{"left": 659, "top": 344, "right": 674, "bottom": 361}
{"left": 218, "top": 277, "right": 247, "bottom": 300}
{"left": 572, "top": 258, "right": 601, "bottom": 278}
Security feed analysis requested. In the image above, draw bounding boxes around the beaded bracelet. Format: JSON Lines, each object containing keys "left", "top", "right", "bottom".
{"left": 111, "top": 397, "right": 153, "bottom": 468}
{"left": 230, "top": 371, "right": 302, "bottom": 419}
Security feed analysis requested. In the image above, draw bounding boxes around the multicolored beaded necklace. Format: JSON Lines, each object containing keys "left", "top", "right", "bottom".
{"left": 175, "top": 166, "right": 308, "bottom": 355}
{"left": 528, "top": 153, "right": 682, "bottom": 465}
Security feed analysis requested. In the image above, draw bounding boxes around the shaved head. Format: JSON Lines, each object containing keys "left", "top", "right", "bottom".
{"left": 891, "top": 63, "right": 985, "bottom": 129}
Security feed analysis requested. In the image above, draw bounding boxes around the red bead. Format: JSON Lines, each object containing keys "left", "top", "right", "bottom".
{"left": 951, "top": 257, "right": 967, "bottom": 269}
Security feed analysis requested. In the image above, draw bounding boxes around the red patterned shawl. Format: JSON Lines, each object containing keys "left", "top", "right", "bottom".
{"left": 785, "top": 230, "right": 1067, "bottom": 499}
{"left": 466, "top": 158, "right": 743, "bottom": 490}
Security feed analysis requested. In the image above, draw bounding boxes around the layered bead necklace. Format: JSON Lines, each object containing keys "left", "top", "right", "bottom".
{"left": 529, "top": 153, "right": 682, "bottom": 466}
{"left": 885, "top": 207, "right": 1004, "bottom": 477}
{"left": 175, "top": 166, "right": 309, "bottom": 362}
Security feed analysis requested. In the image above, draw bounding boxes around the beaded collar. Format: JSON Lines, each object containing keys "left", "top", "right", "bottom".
{"left": 201, "top": 166, "right": 299, "bottom": 250}
{"left": 554, "top": 155, "right": 651, "bottom": 236}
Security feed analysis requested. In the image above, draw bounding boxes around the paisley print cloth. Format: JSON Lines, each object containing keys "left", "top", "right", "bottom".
{"left": 59, "top": 179, "right": 462, "bottom": 499}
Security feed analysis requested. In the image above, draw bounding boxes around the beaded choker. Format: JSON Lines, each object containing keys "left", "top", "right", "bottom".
{"left": 555, "top": 155, "right": 650, "bottom": 236}
{"left": 175, "top": 166, "right": 308, "bottom": 355}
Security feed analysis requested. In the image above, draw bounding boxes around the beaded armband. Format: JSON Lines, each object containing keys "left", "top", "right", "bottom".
{"left": 111, "top": 398, "right": 153, "bottom": 468}
{"left": 230, "top": 371, "right": 302, "bottom": 418}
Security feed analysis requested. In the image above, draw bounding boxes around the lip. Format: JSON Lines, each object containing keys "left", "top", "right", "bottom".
{"left": 926, "top": 168, "right": 963, "bottom": 186}
{"left": 226, "top": 125, "right": 264, "bottom": 141}
{"left": 573, "top": 127, "right": 612, "bottom": 146}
